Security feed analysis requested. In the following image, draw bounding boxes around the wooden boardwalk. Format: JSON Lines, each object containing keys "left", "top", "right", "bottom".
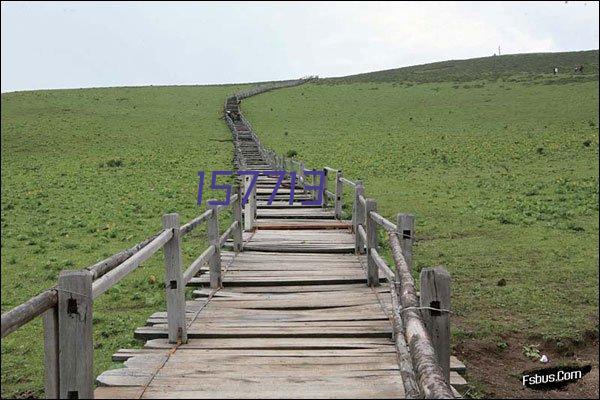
{"left": 90, "top": 84, "right": 463, "bottom": 398}
{"left": 95, "top": 136, "right": 408, "bottom": 398}
{"left": 1, "top": 78, "right": 466, "bottom": 400}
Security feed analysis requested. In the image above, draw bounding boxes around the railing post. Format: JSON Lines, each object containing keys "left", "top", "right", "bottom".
{"left": 243, "top": 176, "right": 256, "bottom": 231}
{"left": 233, "top": 184, "right": 243, "bottom": 252}
{"left": 208, "top": 203, "right": 222, "bottom": 289}
{"left": 162, "top": 213, "right": 187, "bottom": 344}
{"left": 334, "top": 170, "right": 343, "bottom": 219}
{"left": 397, "top": 213, "right": 415, "bottom": 270}
{"left": 43, "top": 306, "right": 59, "bottom": 399}
{"left": 365, "top": 199, "right": 379, "bottom": 287}
{"left": 311, "top": 169, "right": 317, "bottom": 200}
{"left": 57, "top": 270, "right": 93, "bottom": 399}
{"left": 352, "top": 180, "right": 362, "bottom": 233}
{"left": 299, "top": 162, "right": 305, "bottom": 190}
{"left": 420, "top": 266, "right": 451, "bottom": 384}
{"left": 354, "top": 183, "right": 365, "bottom": 253}
{"left": 322, "top": 168, "right": 328, "bottom": 207}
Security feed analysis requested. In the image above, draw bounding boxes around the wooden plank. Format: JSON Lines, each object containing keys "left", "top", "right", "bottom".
{"left": 257, "top": 208, "right": 335, "bottom": 219}
{"left": 451, "top": 356, "right": 466, "bottom": 374}
{"left": 142, "top": 337, "right": 395, "bottom": 351}
{"left": 193, "top": 283, "right": 387, "bottom": 295}
{"left": 254, "top": 219, "right": 352, "bottom": 230}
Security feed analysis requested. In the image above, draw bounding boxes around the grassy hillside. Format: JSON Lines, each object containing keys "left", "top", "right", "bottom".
{"left": 0, "top": 85, "right": 243, "bottom": 398}
{"left": 326, "top": 50, "right": 598, "bottom": 84}
{"left": 1, "top": 50, "right": 598, "bottom": 398}
{"left": 243, "top": 58, "right": 599, "bottom": 395}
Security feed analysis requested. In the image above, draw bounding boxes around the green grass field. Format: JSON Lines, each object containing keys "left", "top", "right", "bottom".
{"left": 1, "top": 51, "right": 598, "bottom": 398}
{"left": 242, "top": 63, "right": 599, "bottom": 347}
{"left": 0, "top": 84, "right": 244, "bottom": 398}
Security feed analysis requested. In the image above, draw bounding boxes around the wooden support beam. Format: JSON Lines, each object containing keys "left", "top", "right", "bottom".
{"left": 243, "top": 176, "right": 256, "bottom": 231}
{"left": 397, "top": 214, "right": 415, "bottom": 270}
{"left": 207, "top": 204, "right": 222, "bottom": 289}
{"left": 322, "top": 168, "right": 328, "bottom": 207}
{"left": 299, "top": 162, "right": 305, "bottom": 189}
{"left": 43, "top": 306, "right": 59, "bottom": 399}
{"left": 58, "top": 270, "right": 93, "bottom": 399}
{"left": 365, "top": 198, "right": 379, "bottom": 287}
{"left": 233, "top": 184, "right": 243, "bottom": 252}
{"left": 420, "top": 266, "right": 452, "bottom": 384}
{"left": 162, "top": 213, "right": 187, "bottom": 344}
{"left": 354, "top": 183, "right": 365, "bottom": 254}
{"left": 334, "top": 170, "right": 343, "bottom": 220}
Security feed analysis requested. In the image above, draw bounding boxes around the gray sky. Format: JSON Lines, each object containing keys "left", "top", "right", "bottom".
{"left": 1, "top": 1, "right": 599, "bottom": 92}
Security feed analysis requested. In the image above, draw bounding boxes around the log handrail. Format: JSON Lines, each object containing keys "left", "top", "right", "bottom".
{"left": 339, "top": 177, "right": 356, "bottom": 187}
{"left": 91, "top": 228, "right": 173, "bottom": 299}
{"left": 180, "top": 210, "right": 212, "bottom": 236}
{"left": 369, "top": 210, "right": 397, "bottom": 232}
{"left": 389, "top": 232, "right": 454, "bottom": 398}
{"left": 1, "top": 231, "right": 162, "bottom": 338}
{"left": 183, "top": 245, "right": 216, "bottom": 285}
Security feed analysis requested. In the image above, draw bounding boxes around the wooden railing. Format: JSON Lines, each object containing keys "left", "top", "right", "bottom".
{"left": 0, "top": 186, "right": 246, "bottom": 398}
{"left": 234, "top": 76, "right": 318, "bottom": 99}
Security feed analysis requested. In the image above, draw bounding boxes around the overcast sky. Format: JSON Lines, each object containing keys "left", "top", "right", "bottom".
{"left": 1, "top": 1, "right": 598, "bottom": 92}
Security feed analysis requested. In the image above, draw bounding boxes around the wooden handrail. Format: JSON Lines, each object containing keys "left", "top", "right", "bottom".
{"left": 370, "top": 248, "right": 395, "bottom": 282}
{"left": 1, "top": 290, "right": 57, "bottom": 338}
{"left": 1, "top": 231, "right": 162, "bottom": 338}
{"left": 389, "top": 232, "right": 454, "bottom": 398}
{"left": 339, "top": 177, "right": 356, "bottom": 187}
{"left": 180, "top": 209, "right": 212, "bottom": 236}
{"left": 183, "top": 245, "right": 216, "bottom": 285}
{"left": 92, "top": 229, "right": 173, "bottom": 299}
{"left": 369, "top": 211, "right": 397, "bottom": 232}
{"left": 357, "top": 224, "right": 367, "bottom": 244}
{"left": 219, "top": 220, "right": 239, "bottom": 246}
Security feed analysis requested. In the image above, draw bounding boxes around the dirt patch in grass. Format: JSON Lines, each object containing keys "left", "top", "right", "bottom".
{"left": 455, "top": 333, "right": 599, "bottom": 398}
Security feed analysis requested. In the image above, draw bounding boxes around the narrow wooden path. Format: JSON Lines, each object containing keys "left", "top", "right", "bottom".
{"left": 94, "top": 96, "right": 409, "bottom": 399}
{"left": 93, "top": 83, "right": 463, "bottom": 399}
{"left": 0, "top": 78, "right": 463, "bottom": 399}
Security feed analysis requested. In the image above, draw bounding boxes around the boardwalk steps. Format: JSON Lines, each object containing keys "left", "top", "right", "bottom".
{"left": 92, "top": 80, "right": 466, "bottom": 398}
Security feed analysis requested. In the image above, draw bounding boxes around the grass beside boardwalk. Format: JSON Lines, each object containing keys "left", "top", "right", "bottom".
{"left": 0, "top": 85, "right": 242, "bottom": 398}
{"left": 242, "top": 75, "right": 599, "bottom": 348}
